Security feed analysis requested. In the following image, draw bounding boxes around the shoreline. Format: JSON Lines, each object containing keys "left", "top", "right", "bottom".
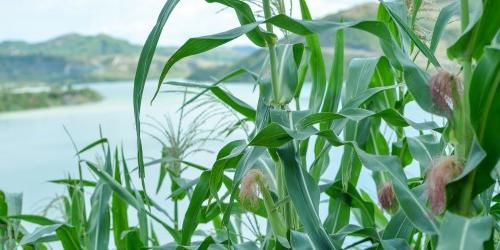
{"left": 0, "top": 86, "right": 102, "bottom": 113}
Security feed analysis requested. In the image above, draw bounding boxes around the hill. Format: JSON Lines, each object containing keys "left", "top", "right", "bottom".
{"left": 0, "top": 34, "right": 255, "bottom": 84}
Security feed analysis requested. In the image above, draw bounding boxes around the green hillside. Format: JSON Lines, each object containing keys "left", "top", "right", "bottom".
{"left": 0, "top": 34, "right": 255, "bottom": 84}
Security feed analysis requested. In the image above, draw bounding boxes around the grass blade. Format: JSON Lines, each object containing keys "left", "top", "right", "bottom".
{"left": 133, "top": 0, "right": 180, "bottom": 194}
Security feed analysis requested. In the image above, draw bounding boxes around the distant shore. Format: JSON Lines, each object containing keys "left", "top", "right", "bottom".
{"left": 0, "top": 86, "right": 102, "bottom": 112}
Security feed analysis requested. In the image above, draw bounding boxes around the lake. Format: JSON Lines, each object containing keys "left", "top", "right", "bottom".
{"left": 0, "top": 81, "right": 257, "bottom": 212}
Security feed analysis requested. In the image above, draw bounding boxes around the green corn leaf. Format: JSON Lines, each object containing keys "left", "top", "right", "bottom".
{"left": 77, "top": 138, "right": 108, "bottom": 155}
{"left": 87, "top": 163, "right": 139, "bottom": 210}
{"left": 276, "top": 43, "right": 303, "bottom": 104}
{"left": 323, "top": 198, "right": 350, "bottom": 234}
{"left": 290, "top": 230, "right": 314, "bottom": 250}
{"left": 407, "top": 134, "right": 445, "bottom": 171}
{"left": 169, "top": 68, "right": 257, "bottom": 110}
{"left": 249, "top": 123, "right": 296, "bottom": 147}
{"left": 8, "top": 215, "right": 59, "bottom": 225}
{"left": 205, "top": 0, "right": 266, "bottom": 47}
{"left": 49, "top": 179, "right": 97, "bottom": 187}
{"left": 181, "top": 171, "right": 211, "bottom": 245}
{"left": 20, "top": 224, "right": 63, "bottom": 246}
{"left": 382, "top": 239, "right": 411, "bottom": 250}
{"left": 380, "top": 0, "right": 440, "bottom": 67}
{"left": 122, "top": 228, "right": 145, "bottom": 250}
{"left": 298, "top": 0, "right": 327, "bottom": 112}
{"left": 155, "top": 23, "right": 269, "bottom": 100}
{"left": 133, "top": 0, "right": 180, "bottom": 192}
{"left": 277, "top": 143, "right": 337, "bottom": 249}
{"left": 166, "top": 79, "right": 256, "bottom": 120}
{"left": 344, "top": 57, "right": 384, "bottom": 103}
{"left": 111, "top": 156, "right": 129, "bottom": 250}
{"left": 467, "top": 46, "right": 500, "bottom": 195}
{"left": 87, "top": 149, "right": 113, "bottom": 250}
{"left": 447, "top": 0, "right": 500, "bottom": 60}
{"left": 437, "top": 213, "right": 494, "bottom": 250}
{"left": 368, "top": 57, "right": 397, "bottom": 111}
{"left": 209, "top": 140, "right": 246, "bottom": 200}
{"left": 325, "top": 181, "right": 375, "bottom": 228}
{"left": 70, "top": 189, "right": 85, "bottom": 239}
{"left": 54, "top": 225, "right": 82, "bottom": 250}
{"left": 342, "top": 85, "right": 399, "bottom": 110}
{"left": 322, "top": 29, "right": 344, "bottom": 114}
{"left": 14, "top": 217, "right": 82, "bottom": 249}
{"left": 331, "top": 224, "right": 381, "bottom": 244}
{"left": 382, "top": 209, "right": 414, "bottom": 240}
{"left": 430, "top": 1, "right": 459, "bottom": 53}
{"left": 296, "top": 108, "right": 438, "bottom": 131}
{"left": 87, "top": 161, "right": 179, "bottom": 240}
{"left": 210, "top": 86, "right": 256, "bottom": 120}
{"left": 345, "top": 143, "right": 439, "bottom": 234}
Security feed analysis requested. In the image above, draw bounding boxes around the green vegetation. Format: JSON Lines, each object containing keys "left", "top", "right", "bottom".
{"left": 0, "top": 86, "right": 102, "bottom": 112}
{"left": 0, "top": 0, "right": 499, "bottom": 249}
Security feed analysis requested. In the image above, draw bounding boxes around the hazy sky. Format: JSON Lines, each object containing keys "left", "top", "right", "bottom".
{"left": 1, "top": 0, "right": 375, "bottom": 46}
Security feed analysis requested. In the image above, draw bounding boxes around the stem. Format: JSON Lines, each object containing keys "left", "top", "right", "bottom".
{"left": 458, "top": 0, "right": 474, "bottom": 216}
{"left": 460, "top": 0, "right": 469, "bottom": 32}
{"left": 257, "top": 179, "right": 287, "bottom": 238}
{"left": 263, "top": 0, "right": 280, "bottom": 105}
{"left": 174, "top": 200, "right": 179, "bottom": 230}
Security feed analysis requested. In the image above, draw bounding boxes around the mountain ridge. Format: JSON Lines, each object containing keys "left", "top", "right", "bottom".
{"left": 0, "top": 33, "right": 256, "bottom": 84}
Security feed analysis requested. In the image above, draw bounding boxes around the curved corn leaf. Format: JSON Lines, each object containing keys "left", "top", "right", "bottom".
{"left": 299, "top": 0, "right": 327, "bottom": 112}
{"left": 380, "top": 0, "right": 440, "bottom": 67}
{"left": 325, "top": 181, "right": 375, "bottom": 228}
{"left": 430, "top": 1, "right": 459, "bottom": 53}
{"left": 206, "top": 0, "right": 266, "bottom": 47}
{"left": 407, "top": 134, "right": 445, "bottom": 171}
{"left": 181, "top": 171, "right": 211, "bottom": 245}
{"left": 448, "top": 0, "right": 500, "bottom": 60}
{"left": 382, "top": 209, "right": 414, "bottom": 240}
{"left": 133, "top": 0, "right": 180, "bottom": 190}
{"left": 437, "top": 213, "right": 493, "bottom": 250}
{"left": 155, "top": 23, "right": 266, "bottom": 100}
{"left": 87, "top": 149, "right": 112, "bottom": 250}
{"left": 468, "top": 46, "right": 500, "bottom": 194}
{"left": 322, "top": 29, "right": 344, "bottom": 114}
{"left": 277, "top": 143, "right": 337, "bottom": 249}
{"left": 86, "top": 161, "right": 179, "bottom": 240}
{"left": 77, "top": 138, "right": 108, "bottom": 155}
{"left": 14, "top": 217, "right": 82, "bottom": 249}
{"left": 168, "top": 68, "right": 257, "bottom": 110}
{"left": 296, "top": 108, "right": 438, "bottom": 131}
{"left": 112, "top": 159, "right": 129, "bottom": 250}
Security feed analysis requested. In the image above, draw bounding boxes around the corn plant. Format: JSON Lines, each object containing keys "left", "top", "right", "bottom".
{"left": 130, "top": 0, "right": 499, "bottom": 248}
{"left": 1, "top": 0, "right": 499, "bottom": 249}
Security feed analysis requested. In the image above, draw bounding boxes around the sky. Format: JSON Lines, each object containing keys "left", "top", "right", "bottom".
{"left": 1, "top": 0, "right": 375, "bottom": 46}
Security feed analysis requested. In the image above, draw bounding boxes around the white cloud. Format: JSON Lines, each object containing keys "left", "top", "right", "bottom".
{"left": 0, "top": 0, "right": 375, "bottom": 46}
